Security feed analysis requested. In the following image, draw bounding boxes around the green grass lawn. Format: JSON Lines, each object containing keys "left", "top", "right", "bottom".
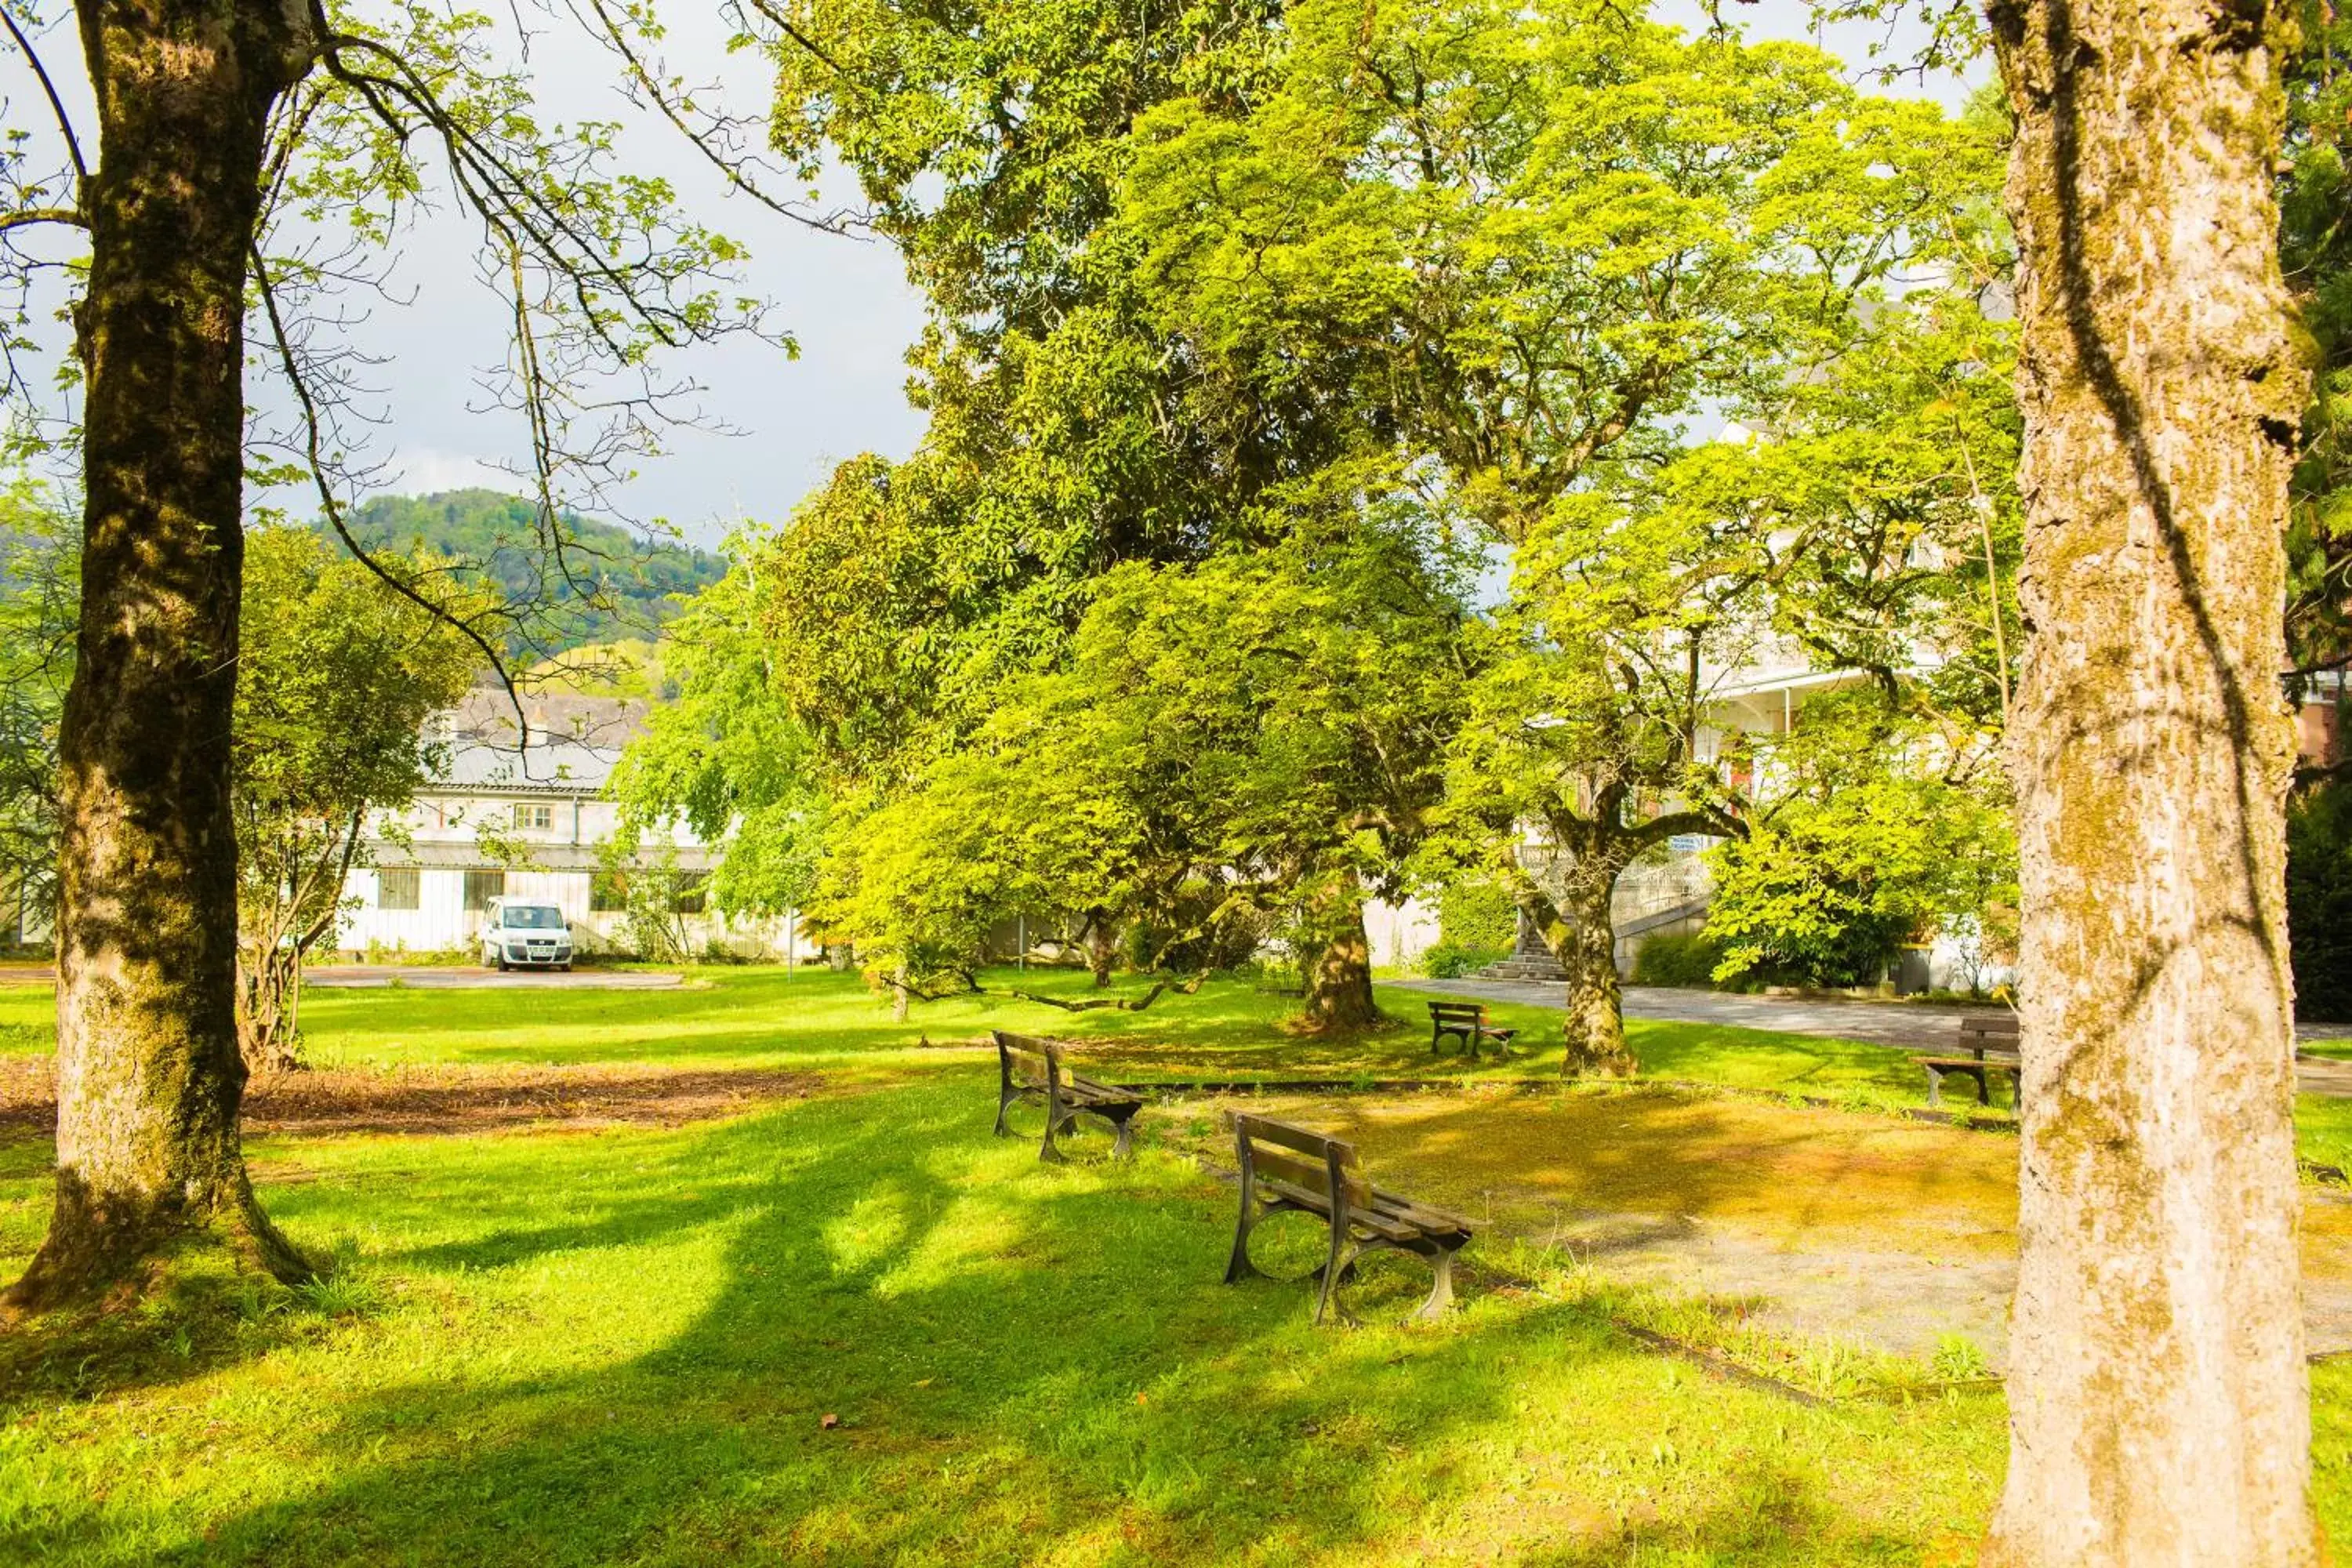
{"left": 2, "top": 1074, "right": 2014, "bottom": 1566}
{"left": 7, "top": 967, "right": 2352, "bottom": 1563}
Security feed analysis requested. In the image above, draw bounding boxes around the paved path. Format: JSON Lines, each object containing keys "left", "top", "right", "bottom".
{"left": 1, "top": 964, "right": 685, "bottom": 990}
{"left": 1388, "top": 977, "right": 2352, "bottom": 1094}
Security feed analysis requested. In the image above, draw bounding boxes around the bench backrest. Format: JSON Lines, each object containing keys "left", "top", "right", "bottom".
{"left": 1233, "top": 1113, "right": 1372, "bottom": 1211}
{"left": 1428, "top": 1001, "right": 1487, "bottom": 1024}
{"left": 1958, "top": 1013, "right": 2020, "bottom": 1054}
{"left": 993, "top": 1030, "right": 1066, "bottom": 1092}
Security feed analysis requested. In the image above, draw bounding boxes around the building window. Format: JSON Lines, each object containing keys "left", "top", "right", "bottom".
{"left": 512, "top": 802, "right": 554, "bottom": 832}
{"left": 671, "top": 873, "right": 709, "bottom": 916}
{"left": 590, "top": 870, "right": 630, "bottom": 912}
{"left": 376, "top": 868, "right": 421, "bottom": 911}
{"left": 463, "top": 870, "right": 505, "bottom": 911}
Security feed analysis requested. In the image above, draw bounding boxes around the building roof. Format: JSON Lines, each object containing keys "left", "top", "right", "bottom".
{"left": 430, "top": 689, "right": 650, "bottom": 796}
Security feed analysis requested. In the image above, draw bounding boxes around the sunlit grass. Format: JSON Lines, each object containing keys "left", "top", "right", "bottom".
{"left": 2, "top": 1076, "right": 2016, "bottom": 1566}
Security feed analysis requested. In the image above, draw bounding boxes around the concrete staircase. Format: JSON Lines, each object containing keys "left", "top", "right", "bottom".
{"left": 1473, "top": 854, "right": 1716, "bottom": 984}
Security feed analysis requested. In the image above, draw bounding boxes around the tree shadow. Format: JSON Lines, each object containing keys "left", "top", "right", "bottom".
{"left": 2, "top": 1069, "right": 1995, "bottom": 1564}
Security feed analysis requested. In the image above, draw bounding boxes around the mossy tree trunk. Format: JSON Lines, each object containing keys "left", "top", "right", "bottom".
{"left": 5, "top": 0, "right": 314, "bottom": 1311}
{"left": 1084, "top": 910, "right": 1117, "bottom": 988}
{"left": 1501, "top": 797, "right": 1723, "bottom": 1078}
{"left": 1298, "top": 873, "right": 1379, "bottom": 1031}
{"left": 1987, "top": 2, "right": 2317, "bottom": 1560}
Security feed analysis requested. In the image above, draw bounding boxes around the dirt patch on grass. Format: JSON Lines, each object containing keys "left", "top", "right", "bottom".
{"left": 0, "top": 1057, "right": 820, "bottom": 1138}
{"left": 1168, "top": 1085, "right": 2352, "bottom": 1365}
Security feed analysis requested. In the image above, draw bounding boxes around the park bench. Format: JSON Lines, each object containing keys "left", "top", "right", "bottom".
{"left": 1223, "top": 1112, "right": 1475, "bottom": 1326}
{"left": 1428, "top": 1000, "right": 1517, "bottom": 1061}
{"left": 991, "top": 1030, "right": 1144, "bottom": 1163}
{"left": 1914, "top": 1012, "right": 2023, "bottom": 1109}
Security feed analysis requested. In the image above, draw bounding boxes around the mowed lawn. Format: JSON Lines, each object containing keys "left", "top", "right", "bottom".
{"left": 2, "top": 966, "right": 2350, "bottom": 1564}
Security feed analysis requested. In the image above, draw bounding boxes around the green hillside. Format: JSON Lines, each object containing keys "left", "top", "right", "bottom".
{"left": 324, "top": 489, "right": 724, "bottom": 656}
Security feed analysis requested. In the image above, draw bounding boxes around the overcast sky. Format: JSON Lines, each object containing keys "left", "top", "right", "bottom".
{"left": 1, "top": 2, "right": 1978, "bottom": 551}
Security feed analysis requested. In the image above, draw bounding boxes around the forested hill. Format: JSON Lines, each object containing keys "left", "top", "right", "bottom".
{"left": 325, "top": 489, "right": 724, "bottom": 655}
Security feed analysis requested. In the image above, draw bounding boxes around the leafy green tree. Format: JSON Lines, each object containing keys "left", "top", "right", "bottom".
{"left": 232, "top": 529, "right": 478, "bottom": 1071}
{"left": 0, "top": 0, "right": 804, "bottom": 1305}
{"left": 1116, "top": 0, "right": 2005, "bottom": 1069}
{"left": 1704, "top": 697, "right": 2016, "bottom": 990}
{"left": 0, "top": 480, "right": 76, "bottom": 942}
{"left": 2285, "top": 5, "right": 2352, "bottom": 702}
{"left": 815, "top": 516, "right": 1472, "bottom": 1026}
{"left": 608, "top": 530, "right": 828, "bottom": 923}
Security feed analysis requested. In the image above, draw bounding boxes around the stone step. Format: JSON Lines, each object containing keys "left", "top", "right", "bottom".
{"left": 1475, "top": 957, "right": 1570, "bottom": 982}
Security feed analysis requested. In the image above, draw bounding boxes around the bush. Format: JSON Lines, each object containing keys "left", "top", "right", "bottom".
{"left": 2291, "top": 779, "right": 2352, "bottom": 1022}
{"left": 1421, "top": 939, "right": 1508, "bottom": 978}
{"left": 1437, "top": 878, "right": 1517, "bottom": 951}
{"left": 1632, "top": 931, "right": 1725, "bottom": 988}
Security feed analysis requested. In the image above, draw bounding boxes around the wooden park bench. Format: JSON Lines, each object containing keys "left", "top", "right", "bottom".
{"left": 1914, "top": 1012, "right": 2023, "bottom": 1109}
{"left": 1428, "top": 1000, "right": 1517, "bottom": 1061}
{"left": 991, "top": 1030, "right": 1144, "bottom": 1163}
{"left": 1223, "top": 1113, "right": 1475, "bottom": 1326}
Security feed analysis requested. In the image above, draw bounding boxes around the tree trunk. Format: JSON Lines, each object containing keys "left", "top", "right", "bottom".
{"left": 1987, "top": 2, "right": 2317, "bottom": 1561}
{"left": 1298, "top": 876, "right": 1379, "bottom": 1031}
{"left": 1555, "top": 873, "right": 1634, "bottom": 1079}
{"left": 5, "top": 0, "right": 314, "bottom": 1311}
{"left": 891, "top": 958, "right": 909, "bottom": 1022}
{"left": 1085, "top": 913, "right": 1117, "bottom": 989}
{"left": 236, "top": 946, "right": 305, "bottom": 1074}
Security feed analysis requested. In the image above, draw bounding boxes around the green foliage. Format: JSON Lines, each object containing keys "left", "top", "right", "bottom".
{"left": 0, "top": 478, "right": 75, "bottom": 929}
{"left": 1632, "top": 933, "right": 1727, "bottom": 989}
{"left": 2284, "top": 8, "right": 2352, "bottom": 681}
{"left": 1117, "top": 0, "right": 2012, "bottom": 997}
{"left": 1419, "top": 940, "right": 1507, "bottom": 979}
{"left": 2292, "top": 780, "right": 2352, "bottom": 1023}
{"left": 1704, "top": 698, "right": 2016, "bottom": 992}
{"left": 811, "top": 522, "right": 1472, "bottom": 989}
{"left": 1437, "top": 879, "right": 1517, "bottom": 953}
{"left": 608, "top": 532, "right": 826, "bottom": 922}
{"left": 330, "top": 491, "right": 724, "bottom": 659}
{"left": 233, "top": 528, "right": 481, "bottom": 1061}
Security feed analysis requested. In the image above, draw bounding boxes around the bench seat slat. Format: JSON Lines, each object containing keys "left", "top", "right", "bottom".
{"left": 1237, "top": 1114, "right": 1358, "bottom": 1160}
{"left": 1254, "top": 1178, "right": 1428, "bottom": 1243}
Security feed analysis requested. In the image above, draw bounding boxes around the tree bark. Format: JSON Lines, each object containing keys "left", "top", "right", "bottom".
{"left": 1298, "top": 875, "right": 1380, "bottom": 1031}
{"left": 6, "top": 0, "right": 314, "bottom": 1310}
{"left": 1556, "top": 875, "right": 1633, "bottom": 1078}
{"left": 1084, "top": 913, "right": 1117, "bottom": 989}
{"left": 1987, "top": 2, "right": 2317, "bottom": 1561}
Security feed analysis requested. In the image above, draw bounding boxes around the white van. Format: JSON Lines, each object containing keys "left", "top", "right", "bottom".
{"left": 479, "top": 898, "right": 574, "bottom": 971}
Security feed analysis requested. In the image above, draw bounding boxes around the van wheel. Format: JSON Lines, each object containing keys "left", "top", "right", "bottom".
{"left": 493, "top": 955, "right": 507, "bottom": 972}
{"left": 557, "top": 963, "right": 572, "bottom": 973}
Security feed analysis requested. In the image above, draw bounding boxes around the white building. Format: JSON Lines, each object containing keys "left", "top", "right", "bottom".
{"left": 337, "top": 689, "right": 808, "bottom": 962}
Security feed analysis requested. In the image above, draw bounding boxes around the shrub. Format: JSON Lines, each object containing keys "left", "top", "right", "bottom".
{"left": 2291, "top": 779, "right": 2352, "bottom": 1023}
{"left": 1421, "top": 939, "right": 1508, "bottom": 978}
{"left": 1632, "top": 931, "right": 1724, "bottom": 988}
{"left": 1437, "top": 877, "right": 1517, "bottom": 951}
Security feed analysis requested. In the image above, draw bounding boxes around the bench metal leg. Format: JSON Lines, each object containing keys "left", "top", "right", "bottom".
{"left": 1409, "top": 1247, "right": 1459, "bottom": 1324}
{"left": 993, "top": 1083, "right": 1016, "bottom": 1138}
{"left": 1925, "top": 1065, "right": 1942, "bottom": 1108}
{"left": 1111, "top": 1112, "right": 1134, "bottom": 1162}
{"left": 1312, "top": 1222, "right": 1354, "bottom": 1327}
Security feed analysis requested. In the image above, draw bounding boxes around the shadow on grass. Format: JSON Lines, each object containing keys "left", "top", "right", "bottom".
{"left": 5, "top": 1071, "right": 1994, "bottom": 1565}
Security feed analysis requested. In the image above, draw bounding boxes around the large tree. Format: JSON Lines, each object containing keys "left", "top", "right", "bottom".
{"left": 1978, "top": 0, "right": 2318, "bottom": 1559}
{"left": 1, "top": 0, "right": 808, "bottom": 1309}
{"left": 1118, "top": 0, "right": 2002, "bottom": 1066}
{"left": 810, "top": 510, "right": 1470, "bottom": 1025}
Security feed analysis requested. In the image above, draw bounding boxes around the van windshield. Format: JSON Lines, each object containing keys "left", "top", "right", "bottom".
{"left": 500, "top": 906, "right": 566, "bottom": 930}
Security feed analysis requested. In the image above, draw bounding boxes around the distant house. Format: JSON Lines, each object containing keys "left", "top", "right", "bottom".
{"left": 337, "top": 688, "right": 808, "bottom": 961}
